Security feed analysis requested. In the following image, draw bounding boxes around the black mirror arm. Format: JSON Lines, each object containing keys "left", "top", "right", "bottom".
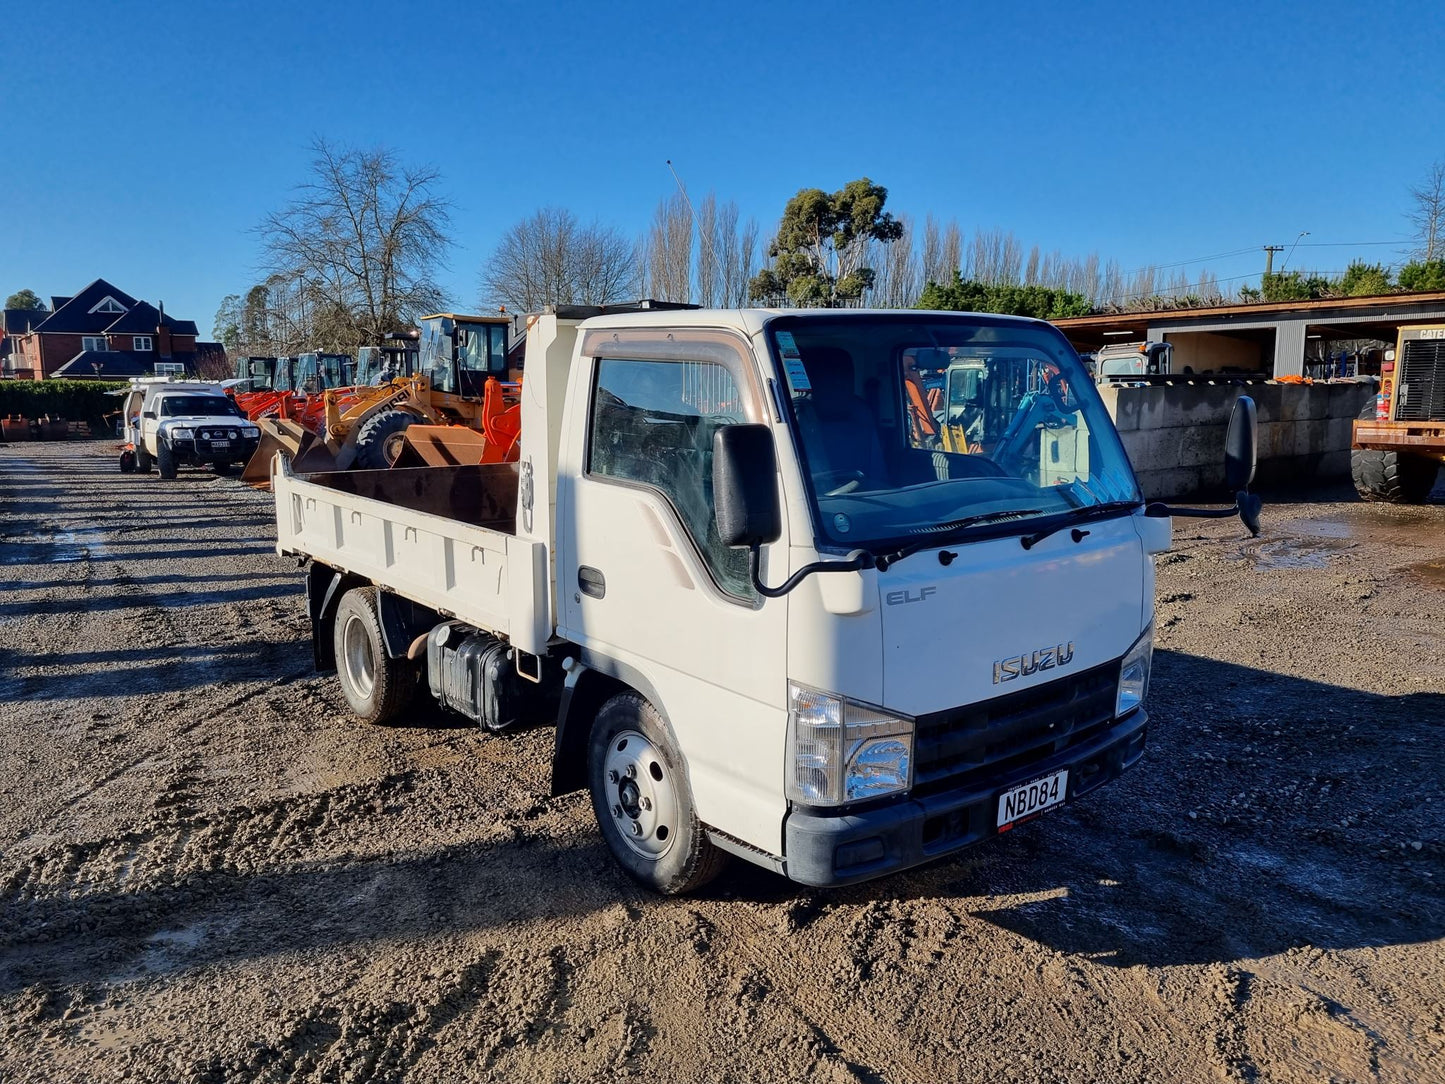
{"left": 749, "top": 545, "right": 875, "bottom": 599}
{"left": 1145, "top": 491, "right": 1262, "bottom": 538}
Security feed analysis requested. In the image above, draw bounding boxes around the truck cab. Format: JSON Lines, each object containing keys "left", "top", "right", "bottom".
{"left": 276, "top": 309, "right": 1260, "bottom": 892}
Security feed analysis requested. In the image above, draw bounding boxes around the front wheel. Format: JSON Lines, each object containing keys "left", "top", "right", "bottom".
{"left": 1351, "top": 402, "right": 1438, "bottom": 503}
{"left": 586, "top": 694, "right": 726, "bottom": 894}
{"left": 354, "top": 409, "right": 417, "bottom": 470}
{"left": 157, "top": 441, "right": 177, "bottom": 480}
{"left": 213, "top": 459, "right": 233, "bottom": 475}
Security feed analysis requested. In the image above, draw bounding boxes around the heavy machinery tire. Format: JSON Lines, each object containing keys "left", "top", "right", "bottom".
{"left": 332, "top": 587, "right": 417, "bottom": 725}
{"left": 119, "top": 450, "right": 136, "bottom": 473}
{"left": 354, "top": 409, "right": 417, "bottom": 470}
{"left": 587, "top": 693, "right": 727, "bottom": 895}
{"left": 1351, "top": 402, "right": 1439, "bottom": 503}
{"left": 135, "top": 444, "right": 152, "bottom": 473}
{"left": 157, "top": 440, "right": 177, "bottom": 480}
{"left": 213, "top": 459, "right": 233, "bottom": 475}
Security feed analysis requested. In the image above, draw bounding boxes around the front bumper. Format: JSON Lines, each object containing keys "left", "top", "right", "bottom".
{"left": 782, "top": 709, "right": 1148, "bottom": 887}
{"left": 174, "top": 437, "right": 260, "bottom": 464}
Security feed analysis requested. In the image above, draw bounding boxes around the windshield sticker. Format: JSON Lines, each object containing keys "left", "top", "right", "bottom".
{"left": 832, "top": 513, "right": 851, "bottom": 534}
{"left": 775, "top": 331, "right": 811, "bottom": 391}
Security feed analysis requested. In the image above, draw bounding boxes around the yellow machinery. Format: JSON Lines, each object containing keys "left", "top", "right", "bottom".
{"left": 241, "top": 312, "right": 513, "bottom": 486}
{"left": 1352, "top": 324, "right": 1445, "bottom": 502}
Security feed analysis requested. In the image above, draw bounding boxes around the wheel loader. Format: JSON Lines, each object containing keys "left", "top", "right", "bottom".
{"left": 241, "top": 313, "right": 516, "bottom": 486}
{"left": 1352, "top": 325, "right": 1445, "bottom": 503}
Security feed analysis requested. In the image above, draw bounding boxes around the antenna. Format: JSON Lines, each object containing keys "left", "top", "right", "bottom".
{"left": 665, "top": 160, "right": 722, "bottom": 305}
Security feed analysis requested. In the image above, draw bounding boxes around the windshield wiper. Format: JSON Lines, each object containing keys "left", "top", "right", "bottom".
{"left": 1019, "top": 500, "right": 1143, "bottom": 550}
{"left": 874, "top": 508, "right": 1045, "bottom": 570}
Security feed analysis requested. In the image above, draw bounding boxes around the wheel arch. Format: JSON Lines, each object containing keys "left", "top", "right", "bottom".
{"left": 550, "top": 653, "right": 672, "bottom": 797}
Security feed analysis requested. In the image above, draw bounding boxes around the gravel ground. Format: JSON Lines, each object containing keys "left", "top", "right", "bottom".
{"left": 2, "top": 439, "right": 1443, "bottom": 1084}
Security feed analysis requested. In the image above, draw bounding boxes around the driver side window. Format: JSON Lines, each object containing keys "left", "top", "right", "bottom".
{"left": 587, "top": 357, "right": 754, "bottom": 599}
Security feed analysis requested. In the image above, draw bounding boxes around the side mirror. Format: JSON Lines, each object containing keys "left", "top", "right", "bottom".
{"left": 713, "top": 424, "right": 781, "bottom": 548}
{"left": 1145, "top": 393, "right": 1262, "bottom": 536}
{"left": 143, "top": 410, "right": 156, "bottom": 419}
{"left": 1225, "top": 395, "right": 1257, "bottom": 490}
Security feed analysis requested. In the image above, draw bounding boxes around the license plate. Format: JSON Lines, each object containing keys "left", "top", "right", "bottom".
{"left": 997, "top": 769, "right": 1068, "bottom": 828}
{"left": 211, "top": 439, "right": 230, "bottom": 449}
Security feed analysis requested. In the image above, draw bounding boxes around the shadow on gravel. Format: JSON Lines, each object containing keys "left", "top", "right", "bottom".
{"left": 934, "top": 651, "right": 1444, "bottom": 967}
{"left": 0, "top": 835, "right": 619, "bottom": 996}
{"left": 0, "top": 638, "right": 313, "bottom": 701}
{"left": 0, "top": 582, "right": 298, "bottom": 619}
{"left": 718, "top": 650, "right": 1445, "bottom": 969}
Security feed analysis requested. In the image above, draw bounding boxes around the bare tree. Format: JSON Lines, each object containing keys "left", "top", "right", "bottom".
{"left": 870, "top": 214, "right": 921, "bottom": 307}
{"left": 1407, "top": 160, "right": 1445, "bottom": 261}
{"left": 481, "top": 207, "right": 637, "bottom": 311}
{"left": 647, "top": 193, "right": 693, "bottom": 302}
{"left": 260, "top": 138, "right": 450, "bottom": 349}
{"left": 940, "top": 221, "right": 962, "bottom": 283}
{"left": 921, "top": 215, "right": 944, "bottom": 284}
{"left": 695, "top": 194, "right": 720, "bottom": 307}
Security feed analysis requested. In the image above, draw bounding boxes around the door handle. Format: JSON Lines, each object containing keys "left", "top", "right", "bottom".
{"left": 578, "top": 565, "right": 606, "bottom": 599}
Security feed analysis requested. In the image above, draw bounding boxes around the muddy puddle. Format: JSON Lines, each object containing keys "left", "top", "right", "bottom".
{"left": 1242, "top": 511, "right": 1439, "bottom": 572}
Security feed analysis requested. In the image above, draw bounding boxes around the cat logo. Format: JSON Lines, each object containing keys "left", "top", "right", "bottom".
{"left": 993, "top": 642, "right": 1076, "bottom": 684}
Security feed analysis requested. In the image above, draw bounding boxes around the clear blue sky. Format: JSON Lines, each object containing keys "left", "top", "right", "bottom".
{"left": 4, "top": 0, "right": 1442, "bottom": 333}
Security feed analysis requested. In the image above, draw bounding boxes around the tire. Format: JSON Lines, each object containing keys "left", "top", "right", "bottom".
{"left": 213, "top": 460, "right": 233, "bottom": 475}
{"left": 1352, "top": 401, "right": 1439, "bottom": 503}
{"left": 135, "top": 443, "right": 153, "bottom": 473}
{"left": 354, "top": 409, "right": 417, "bottom": 470}
{"left": 119, "top": 450, "right": 136, "bottom": 473}
{"left": 586, "top": 693, "right": 727, "bottom": 895}
{"left": 332, "top": 587, "right": 417, "bottom": 725}
{"left": 157, "top": 440, "right": 177, "bottom": 480}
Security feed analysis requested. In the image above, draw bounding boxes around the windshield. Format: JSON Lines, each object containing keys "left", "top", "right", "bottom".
{"left": 767, "top": 314, "right": 1140, "bottom": 549}
{"left": 161, "top": 396, "right": 239, "bottom": 417}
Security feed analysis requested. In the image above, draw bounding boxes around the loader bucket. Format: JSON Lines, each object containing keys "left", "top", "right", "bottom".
{"left": 241, "top": 418, "right": 328, "bottom": 488}
{"left": 392, "top": 424, "right": 493, "bottom": 468}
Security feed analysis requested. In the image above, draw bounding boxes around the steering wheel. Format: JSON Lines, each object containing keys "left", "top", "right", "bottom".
{"left": 816, "top": 469, "right": 866, "bottom": 496}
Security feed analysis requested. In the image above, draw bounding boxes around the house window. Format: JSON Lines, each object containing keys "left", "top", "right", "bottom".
{"left": 82, "top": 336, "right": 107, "bottom": 352}
{"left": 89, "top": 297, "right": 127, "bottom": 315}
{"left": 133, "top": 336, "right": 153, "bottom": 352}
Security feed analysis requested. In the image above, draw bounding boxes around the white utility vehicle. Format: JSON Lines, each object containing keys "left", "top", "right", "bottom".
{"left": 271, "top": 308, "right": 1260, "bottom": 893}
{"left": 118, "top": 379, "right": 261, "bottom": 479}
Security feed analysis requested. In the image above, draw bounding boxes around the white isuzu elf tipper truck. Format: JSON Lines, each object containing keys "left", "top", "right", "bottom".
{"left": 271, "top": 306, "right": 1260, "bottom": 893}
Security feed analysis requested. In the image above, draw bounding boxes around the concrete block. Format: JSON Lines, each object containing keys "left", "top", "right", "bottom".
{"left": 1327, "top": 381, "right": 1375, "bottom": 420}
{"left": 1096, "top": 384, "right": 1121, "bottom": 425}
{"left": 1177, "top": 423, "right": 1228, "bottom": 469}
{"left": 1249, "top": 383, "right": 1283, "bottom": 424}
{"left": 1158, "top": 383, "right": 1239, "bottom": 427}
{"left": 1278, "top": 386, "right": 1312, "bottom": 422}
{"left": 1123, "top": 426, "right": 1185, "bottom": 473}
{"left": 1131, "top": 388, "right": 1171, "bottom": 431}
{"left": 1110, "top": 387, "right": 1139, "bottom": 431}
{"left": 1136, "top": 466, "right": 1203, "bottom": 501}
{"left": 1256, "top": 420, "right": 1289, "bottom": 461}
{"left": 1292, "top": 419, "right": 1327, "bottom": 457}
{"left": 1324, "top": 416, "right": 1354, "bottom": 451}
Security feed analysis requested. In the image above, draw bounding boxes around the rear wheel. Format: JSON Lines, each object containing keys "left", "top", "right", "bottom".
{"left": 354, "top": 409, "right": 417, "bottom": 470}
{"left": 157, "top": 440, "right": 177, "bottom": 480}
{"left": 586, "top": 693, "right": 726, "bottom": 894}
{"left": 332, "top": 587, "right": 417, "bottom": 724}
{"left": 1352, "top": 402, "right": 1439, "bottom": 503}
{"left": 135, "top": 444, "right": 152, "bottom": 472}
{"left": 119, "top": 450, "right": 136, "bottom": 473}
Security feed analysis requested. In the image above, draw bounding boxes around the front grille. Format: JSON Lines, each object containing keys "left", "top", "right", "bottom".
{"left": 911, "top": 659, "right": 1121, "bottom": 797}
{"left": 1397, "top": 339, "right": 1445, "bottom": 422}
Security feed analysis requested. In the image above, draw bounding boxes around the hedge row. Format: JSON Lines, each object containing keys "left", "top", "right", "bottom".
{"left": 0, "top": 380, "right": 128, "bottom": 430}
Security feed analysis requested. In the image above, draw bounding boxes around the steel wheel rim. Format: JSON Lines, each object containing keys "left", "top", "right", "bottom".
{"left": 341, "top": 614, "right": 376, "bottom": 700}
{"left": 603, "top": 729, "right": 679, "bottom": 860}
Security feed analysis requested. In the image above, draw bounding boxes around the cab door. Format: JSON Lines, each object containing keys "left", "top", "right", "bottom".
{"left": 555, "top": 330, "right": 790, "bottom": 853}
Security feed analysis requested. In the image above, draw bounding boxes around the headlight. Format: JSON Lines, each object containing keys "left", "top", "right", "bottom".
{"left": 241, "top": 425, "right": 259, "bottom": 437}
{"left": 786, "top": 684, "right": 914, "bottom": 806}
{"left": 1116, "top": 623, "right": 1153, "bottom": 717}
{"left": 170, "top": 427, "right": 194, "bottom": 440}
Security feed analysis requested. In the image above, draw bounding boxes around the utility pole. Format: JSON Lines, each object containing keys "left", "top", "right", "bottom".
{"left": 1263, "top": 245, "right": 1285, "bottom": 276}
